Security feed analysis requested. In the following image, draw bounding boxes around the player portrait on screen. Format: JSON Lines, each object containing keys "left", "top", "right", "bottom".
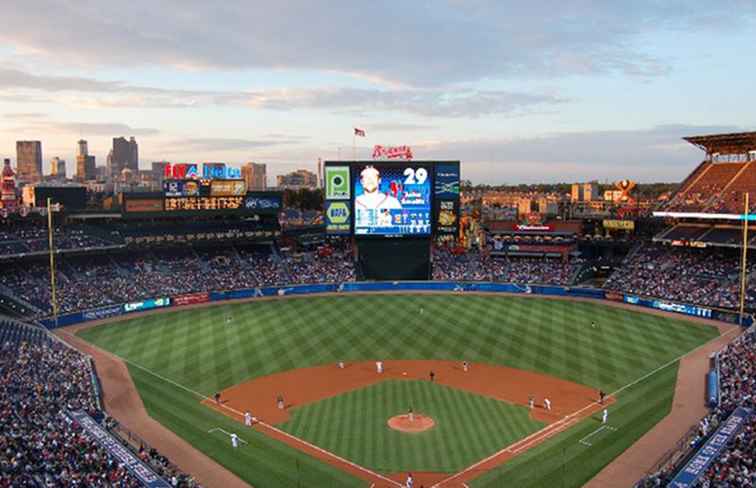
{"left": 355, "top": 166, "right": 402, "bottom": 211}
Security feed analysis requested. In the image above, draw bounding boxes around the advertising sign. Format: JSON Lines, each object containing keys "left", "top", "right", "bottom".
{"left": 244, "top": 193, "right": 282, "bottom": 212}
{"left": 434, "top": 163, "right": 460, "bottom": 199}
{"left": 210, "top": 179, "right": 246, "bottom": 196}
{"left": 436, "top": 199, "right": 458, "bottom": 235}
{"left": 163, "top": 180, "right": 201, "bottom": 197}
{"left": 325, "top": 201, "right": 351, "bottom": 234}
{"left": 125, "top": 198, "right": 163, "bottom": 213}
{"left": 325, "top": 166, "right": 351, "bottom": 200}
{"left": 173, "top": 292, "right": 209, "bottom": 306}
{"left": 603, "top": 219, "right": 635, "bottom": 230}
{"left": 353, "top": 163, "right": 432, "bottom": 236}
{"left": 82, "top": 305, "right": 123, "bottom": 321}
{"left": 123, "top": 297, "right": 171, "bottom": 313}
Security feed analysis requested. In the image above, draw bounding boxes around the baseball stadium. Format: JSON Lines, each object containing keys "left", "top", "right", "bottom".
{"left": 0, "top": 131, "right": 754, "bottom": 488}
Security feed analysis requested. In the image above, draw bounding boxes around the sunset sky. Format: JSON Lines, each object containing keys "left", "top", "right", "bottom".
{"left": 0, "top": 1, "right": 754, "bottom": 184}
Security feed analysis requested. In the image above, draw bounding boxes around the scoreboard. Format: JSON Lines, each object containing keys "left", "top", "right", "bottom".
{"left": 323, "top": 161, "right": 460, "bottom": 237}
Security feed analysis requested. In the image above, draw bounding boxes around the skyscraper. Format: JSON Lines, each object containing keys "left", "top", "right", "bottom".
{"left": 16, "top": 141, "right": 42, "bottom": 183}
{"left": 242, "top": 162, "right": 267, "bottom": 190}
{"left": 76, "top": 139, "right": 96, "bottom": 181}
{"left": 110, "top": 136, "right": 138, "bottom": 178}
{"left": 50, "top": 157, "right": 66, "bottom": 180}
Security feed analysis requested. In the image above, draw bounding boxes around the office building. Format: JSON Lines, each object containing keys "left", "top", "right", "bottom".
{"left": 16, "top": 141, "right": 43, "bottom": 183}
{"left": 242, "top": 162, "right": 267, "bottom": 190}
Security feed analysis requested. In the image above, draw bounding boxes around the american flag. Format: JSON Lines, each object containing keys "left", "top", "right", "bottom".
{"left": 354, "top": 127, "right": 366, "bottom": 137}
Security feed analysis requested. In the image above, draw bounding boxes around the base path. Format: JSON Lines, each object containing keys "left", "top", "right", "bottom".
{"left": 205, "top": 359, "right": 611, "bottom": 488}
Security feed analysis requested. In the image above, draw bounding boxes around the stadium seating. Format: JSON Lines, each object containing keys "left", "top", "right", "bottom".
{"left": 637, "top": 328, "right": 755, "bottom": 487}
{"left": 0, "top": 319, "right": 202, "bottom": 487}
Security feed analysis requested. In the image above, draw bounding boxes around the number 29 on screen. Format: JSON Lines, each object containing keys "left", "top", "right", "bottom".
{"left": 404, "top": 167, "right": 427, "bottom": 184}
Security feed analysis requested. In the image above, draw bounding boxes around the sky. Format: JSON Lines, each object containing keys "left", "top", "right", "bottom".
{"left": 0, "top": 1, "right": 754, "bottom": 185}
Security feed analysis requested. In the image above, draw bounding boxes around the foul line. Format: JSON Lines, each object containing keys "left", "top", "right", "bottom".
{"left": 208, "top": 427, "right": 249, "bottom": 444}
{"left": 578, "top": 425, "right": 617, "bottom": 447}
{"left": 57, "top": 330, "right": 403, "bottom": 488}
{"left": 430, "top": 326, "right": 741, "bottom": 487}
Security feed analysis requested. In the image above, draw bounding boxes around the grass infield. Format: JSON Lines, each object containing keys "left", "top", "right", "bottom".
{"left": 78, "top": 294, "right": 720, "bottom": 487}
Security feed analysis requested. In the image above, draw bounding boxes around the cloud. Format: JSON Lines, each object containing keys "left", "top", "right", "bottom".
{"left": 1, "top": 2, "right": 752, "bottom": 86}
{"left": 413, "top": 124, "right": 743, "bottom": 183}
{"left": 367, "top": 123, "right": 440, "bottom": 132}
{"left": 168, "top": 137, "right": 304, "bottom": 153}
{"left": 4, "top": 112, "right": 46, "bottom": 119}
{"left": 0, "top": 67, "right": 564, "bottom": 117}
{"left": 8, "top": 117, "right": 159, "bottom": 137}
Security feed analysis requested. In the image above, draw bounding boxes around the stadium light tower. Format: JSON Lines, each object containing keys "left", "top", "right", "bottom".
{"left": 47, "top": 197, "right": 59, "bottom": 326}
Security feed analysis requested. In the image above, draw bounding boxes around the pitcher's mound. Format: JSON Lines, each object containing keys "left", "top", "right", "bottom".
{"left": 387, "top": 414, "right": 435, "bottom": 433}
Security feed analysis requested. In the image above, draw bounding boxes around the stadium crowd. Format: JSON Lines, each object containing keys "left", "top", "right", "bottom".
{"left": 0, "top": 320, "right": 201, "bottom": 487}
{"left": 637, "top": 327, "right": 755, "bottom": 487}
{"left": 605, "top": 244, "right": 756, "bottom": 310}
{"left": 431, "top": 245, "right": 580, "bottom": 285}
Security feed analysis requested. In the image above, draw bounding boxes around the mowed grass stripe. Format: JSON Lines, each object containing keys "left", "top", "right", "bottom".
{"left": 78, "top": 294, "right": 721, "bottom": 487}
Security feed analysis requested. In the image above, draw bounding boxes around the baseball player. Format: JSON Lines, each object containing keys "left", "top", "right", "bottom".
{"left": 244, "top": 411, "right": 253, "bottom": 427}
{"left": 406, "top": 473, "right": 414, "bottom": 488}
{"left": 408, "top": 407, "right": 414, "bottom": 422}
{"left": 214, "top": 392, "right": 221, "bottom": 405}
{"left": 544, "top": 398, "right": 551, "bottom": 411}
{"left": 591, "top": 320, "right": 596, "bottom": 328}
{"left": 338, "top": 361, "right": 345, "bottom": 369}
{"left": 602, "top": 409, "right": 608, "bottom": 424}
{"left": 376, "top": 361, "right": 384, "bottom": 374}
{"left": 599, "top": 389, "right": 606, "bottom": 404}
{"left": 429, "top": 371, "right": 435, "bottom": 382}
{"left": 276, "top": 394, "right": 284, "bottom": 410}
{"left": 463, "top": 361, "right": 469, "bottom": 372}
{"left": 528, "top": 395, "right": 535, "bottom": 409}
{"left": 231, "top": 433, "right": 239, "bottom": 448}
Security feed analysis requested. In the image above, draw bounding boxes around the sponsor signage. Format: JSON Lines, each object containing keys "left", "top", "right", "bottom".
{"left": 125, "top": 198, "right": 163, "bottom": 213}
{"left": 173, "top": 292, "right": 209, "bottom": 306}
{"left": 514, "top": 224, "right": 554, "bottom": 232}
{"left": 164, "top": 196, "right": 244, "bottom": 211}
{"left": 434, "top": 163, "right": 460, "bottom": 199}
{"left": 123, "top": 297, "right": 171, "bottom": 313}
{"left": 163, "top": 163, "right": 199, "bottom": 179}
{"left": 436, "top": 199, "right": 458, "bottom": 235}
{"left": 624, "top": 295, "right": 712, "bottom": 319}
{"left": 603, "top": 219, "right": 635, "bottom": 230}
{"left": 668, "top": 407, "right": 753, "bottom": 487}
{"left": 325, "top": 166, "right": 351, "bottom": 200}
{"left": 162, "top": 163, "right": 241, "bottom": 180}
{"left": 82, "top": 305, "right": 123, "bottom": 321}
{"left": 66, "top": 410, "right": 171, "bottom": 488}
{"left": 325, "top": 201, "right": 351, "bottom": 234}
{"left": 244, "top": 194, "right": 282, "bottom": 212}
{"left": 163, "top": 179, "right": 201, "bottom": 197}
{"left": 372, "top": 145, "right": 414, "bottom": 160}
{"left": 210, "top": 179, "right": 246, "bottom": 196}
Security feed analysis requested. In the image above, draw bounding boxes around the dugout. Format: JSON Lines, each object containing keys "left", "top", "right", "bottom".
{"left": 356, "top": 238, "right": 431, "bottom": 281}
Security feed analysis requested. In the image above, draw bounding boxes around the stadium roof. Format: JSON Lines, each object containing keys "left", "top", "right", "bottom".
{"left": 684, "top": 131, "right": 756, "bottom": 155}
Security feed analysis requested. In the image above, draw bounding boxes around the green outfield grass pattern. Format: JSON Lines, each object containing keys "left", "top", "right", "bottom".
{"left": 78, "top": 294, "right": 720, "bottom": 487}
{"left": 281, "top": 379, "right": 544, "bottom": 473}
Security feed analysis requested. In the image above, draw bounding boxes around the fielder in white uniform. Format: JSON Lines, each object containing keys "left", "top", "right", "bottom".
{"left": 602, "top": 409, "right": 608, "bottom": 424}
{"left": 463, "top": 361, "right": 469, "bottom": 372}
{"left": 231, "top": 433, "right": 239, "bottom": 448}
{"left": 405, "top": 473, "right": 414, "bottom": 488}
{"left": 544, "top": 398, "right": 551, "bottom": 411}
{"left": 244, "top": 411, "right": 253, "bottom": 427}
{"left": 376, "top": 361, "right": 384, "bottom": 373}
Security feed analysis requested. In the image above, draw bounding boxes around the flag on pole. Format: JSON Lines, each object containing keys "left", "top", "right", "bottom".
{"left": 354, "top": 128, "right": 366, "bottom": 137}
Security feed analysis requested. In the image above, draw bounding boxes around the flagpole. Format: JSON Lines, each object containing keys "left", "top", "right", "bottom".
{"left": 352, "top": 131, "right": 356, "bottom": 161}
{"left": 739, "top": 192, "right": 750, "bottom": 326}
{"left": 47, "top": 197, "right": 59, "bottom": 327}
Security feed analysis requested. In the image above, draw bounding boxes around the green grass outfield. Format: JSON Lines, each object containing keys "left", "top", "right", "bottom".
{"left": 281, "top": 379, "right": 544, "bottom": 473}
{"left": 78, "top": 294, "right": 720, "bottom": 487}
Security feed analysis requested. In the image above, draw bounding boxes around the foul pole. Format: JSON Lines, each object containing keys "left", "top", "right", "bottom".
{"left": 47, "top": 198, "right": 59, "bottom": 326}
{"left": 739, "top": 192, "right": 750, "bottom": 326}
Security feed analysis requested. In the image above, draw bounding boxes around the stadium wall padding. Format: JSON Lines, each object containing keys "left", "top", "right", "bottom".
{"left": 40, "top": 281, "right": 753, "bottom": 329}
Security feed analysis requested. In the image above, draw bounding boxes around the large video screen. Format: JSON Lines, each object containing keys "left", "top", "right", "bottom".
{"left": 353, "top": 163, "right": 432, "bottom": 236}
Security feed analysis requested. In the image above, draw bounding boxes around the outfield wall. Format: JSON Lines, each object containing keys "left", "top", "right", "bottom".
{"left": 39, "top": 281, "right": 754, "bottom": 329}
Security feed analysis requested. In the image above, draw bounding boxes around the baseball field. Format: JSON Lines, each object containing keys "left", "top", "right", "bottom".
{"left": 75, "top": 294, "right": 721, "bottom": 487}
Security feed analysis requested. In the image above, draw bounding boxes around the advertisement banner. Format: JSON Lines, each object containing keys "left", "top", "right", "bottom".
{"left": 173, "top": 292, "right": 209, "bottom": 306}
{"left": 82, "top": 305, "right": 124, "bottom": 321}
{"left": 669, "top": 407, "right": 753, "bottom": 487}
{"left": 123, "top": 297, "right": 171, "bottom": 313}
{"left": 435, "top": 199, "right": 459, "bottom": 235}
{"left": 325, "top": 166, "right": 351, "bottom": 200}
{"left": 603, "top": 219, "right": 635, "bottom": 230}
{"left": 125, "top": 198, "right": 163, "bottom": 213}
{"left": 66, "top": 410, "right": 171, "bottom": 488}
{"left": 163, "top": 179, "right": 201, "bottom": 197}
{"left": 210, "top": 180, "right": 246, "bottom": 196}
{"left": 325, "top": 201, "right": 351, "bottom": 234}
{"left": 244, "top": 193, "right": 282, "bottom": 212}
{"left": 434, "top": 163, "right": 460, "bottom": 199}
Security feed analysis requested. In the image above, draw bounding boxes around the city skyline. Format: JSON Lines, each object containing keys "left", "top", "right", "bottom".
{"left": 0, "top": 2, "right": 755, "bottom": 184}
